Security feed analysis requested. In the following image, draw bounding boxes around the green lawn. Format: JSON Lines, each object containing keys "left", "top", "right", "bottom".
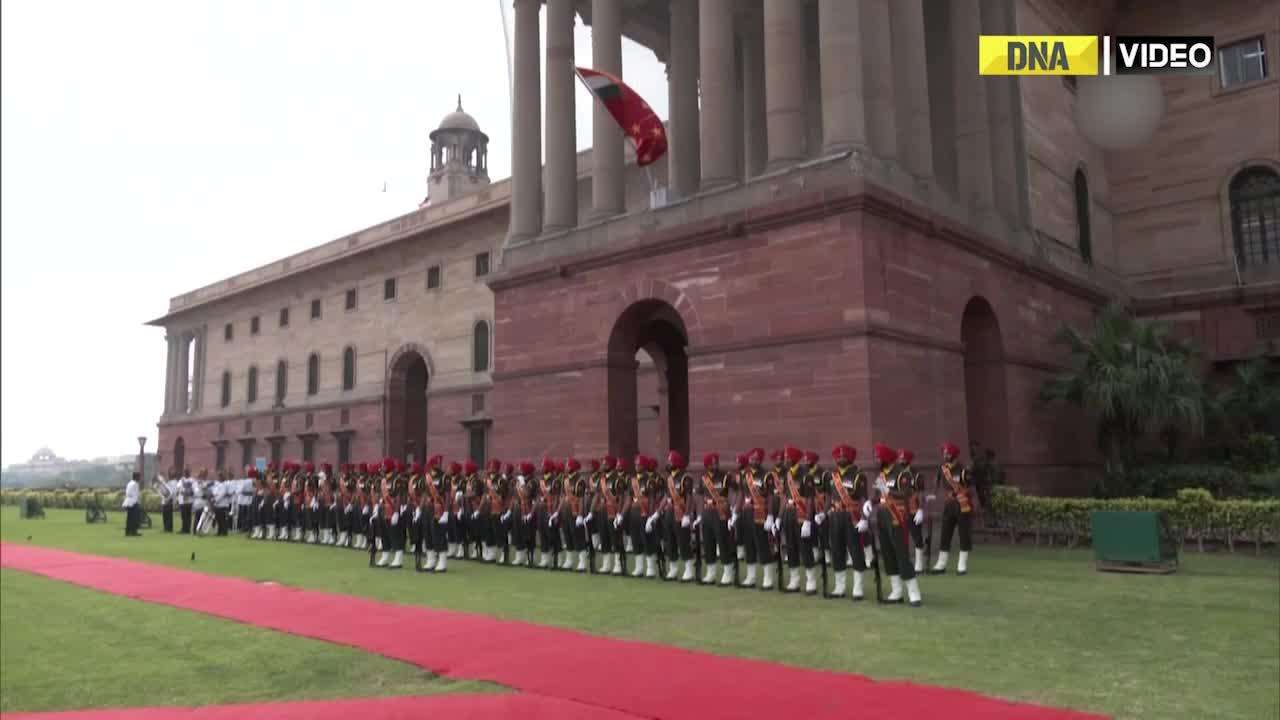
{"left": 4, "top": 509, "right": 1278, "bottom": 720}
{"left": 0, "top": 568, "right": 499, "bottom": 713}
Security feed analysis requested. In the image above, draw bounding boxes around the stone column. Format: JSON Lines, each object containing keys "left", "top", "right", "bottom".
{"left": 163, "top": 334, "right": 177, "bottom": 415}
{"left": 591, "top": 0, "right": 625, "bottom": 217}
{"left": 699, "top": 0, "right": 738, "bottom": 189}
{"left": 740, "top": 9, "right": 767, "bottom": 179}
{"left": 190, "top": 328, "right": 203, "bottom": 411}
{"left": 950, "top": 0, "right": 995, "bottom": 215}
{"left": 860, "top": 0, "right": 896, "bottom": 162}
{"left": 667, "top": 0, "right": 700, "bottom": 199}
{"left": 545, "top": 0, "right": 578, "bottom": 232}
{"left": 764, "top": 0, "right": 806, "bottom": 169}
{"left": 818, "top": 0, "right": 865, "bottom": 154}
{"left": 890, "top": 0, "right": 933, "bottom": 184}
{"left": 509, "top": 0, "right": 543, "bottom": 241}
{"left": 981, "top": 0, "right": 1023, "bottom": 226}
{"left": 177, "top": 333, "right": 191, "bottom": 414}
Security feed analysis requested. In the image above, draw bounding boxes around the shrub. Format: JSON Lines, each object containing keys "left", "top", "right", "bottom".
{"left": 989, "top": 486, "right": 1280, "bottom": 554}
{"left": 1233, "top": 433, "right": 1280, "bottom": 473}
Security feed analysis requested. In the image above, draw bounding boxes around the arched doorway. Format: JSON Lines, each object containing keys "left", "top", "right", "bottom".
{"left": 173, "top": 437, "right": 186, "bottom": 474}
{"left": 387, "top": 348, "right": 429, "bottom": 464}
{"left": 607, "top": 300, "right": 690, "bottom": 460}
{"left": 961, "top": 297, "right": 1009, "bottom": 461}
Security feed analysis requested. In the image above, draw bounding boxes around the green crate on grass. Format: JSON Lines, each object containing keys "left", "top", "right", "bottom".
{"left": 1091, "top": 510, "right": 1178, "bottom": 573}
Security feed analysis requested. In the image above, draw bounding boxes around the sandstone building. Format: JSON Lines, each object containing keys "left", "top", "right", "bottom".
{"left": 152, "top": 0, "right": 1278, "bottom": 494}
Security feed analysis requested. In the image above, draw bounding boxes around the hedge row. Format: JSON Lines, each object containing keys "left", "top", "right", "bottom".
{"left": 989, "top": 486, "right": 1280, "bottom": 554}
{"left": 1, "top": 489, "right": 166, "bottom": 514}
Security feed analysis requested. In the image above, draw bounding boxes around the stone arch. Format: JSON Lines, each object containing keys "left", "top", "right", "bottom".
{"left": 607, "top": 298, "right": 691, "bottom": 461}
{"left": 608, "top": 279, "right": 705, "bottom": 349}
{"left": 1220, "top": 159, "right": 1280, "bottom": 270}
{"left": 961, "top": 296, "right": 1009, "bottom": 461}
{"left": 386, "top": 343, "right": 433, "bottom": 463}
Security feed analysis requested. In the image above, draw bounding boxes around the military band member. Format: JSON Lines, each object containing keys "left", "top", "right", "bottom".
{"left": 237, "top": 468, "right": 254, "bottom": 533}
{"left": 624, "top": 455, "right": 654, "bottom": 578}
{"left": 872, "top": 443, "right": 922, "bottom": 606}
{"left": 595, "top": 456, "right": 622, "bottom": 574}
{"left": 731, "top": 449, "right": 764, "bottom": 588}
{"left": 555, "top": 458, "right": 584, "bottom": 572}
{"left": 429, "top": 457, "right": 451, "bottom": 571}
{"left": 932, "top": 441, "right": 973, "bottom": 575}
{"left": 160, "top": 469, "right": 177, "bottom": 533}
{"left": 192, "top": 469, "right": 210, "bottom": 535}
{"left": 779, "top": 446, "right": 811, "bottom": 593}
{"left": 290, "top": 463, "right": 305, "bottom": 541}
{"left": 660, "top": 451, "right": 696, "bottom": 582}
{"left": 826, "top": 445, "right": 870, "bottom": 600}
{"left": 896, "top": 449, "right": 927, "bottom": 573}
{"left": 697, "top": 453, "right": 736, "bottom": 586}
{"left": 476, "top": 459, "right": 498, "bottom": 562}
{"left": 212, "top": 471, "right": 231, "bottom": 536}
{"left": 460, "top": 460, "right": 482, "bottom": 560}
{"left": 178, "top": 468, "right": 194, "bottom": 534}
{"left": 355, "top": 463, "right": 372, "bottom": 550}
{"left": 338, "top": 465, "right": 354, "bottom": 547}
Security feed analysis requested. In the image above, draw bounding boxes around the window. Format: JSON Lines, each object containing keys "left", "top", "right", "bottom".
{"left": 307, "top": 353, "right": 320, "bottom": 395}
{"left": 337, "top": 435, "right": 351, "bottom": 465}
{"left": 220, "top": 371, "right": 231, "bottom": 407}
{"left": 1230, "top": 167, "right": 1280, "bottom": 268}
{"left": 473, "top": 321, "right": 490, "bottom": 372}
{"left": 279, "top": 307, "right": 289, "bottom": 327}
{"left": 305, "top": 412, "right": 314, "bottom": 430}
{"left": 240, "top": 441, "right": 254, "bottom": 470}
{"left": 310, "top": 298, "right": 322, "bottom": 319}
{"left": 474, "top": 252, "right": 490, "bottom": 278}
{"left": 342, "top": 347, "right": 356, "bottom": 390}
{"left": 472, "top": 393, "right": 485, "bottom": 414}
{"left": 215, "top": 444, "right": 226, "bottom": 472}
{"left": 340, "top": 408, "right": 350, "bottom": 426}
{"left": 273, "top": 415, "right": 282, "bottom": 433}
{"left": 301, "top": 436, "right": 315, "bottom": 462}
{"left": 269, "top": 438, "right": 283, "bottom": 466}
{"left": 468, "top": 426, "right": 487, "bottom": 466}
{"left": 218, "top": 421, "right": 225, "bottom": 437}
{"left": 244, "top": 419, "right": 252, "bottom": 434}
{"left": 224, "top": 323, "right": 233, "bottom": 342}
{"left": 246, "top": 366, "right": 258, "bottom": 404}
{"left": 1256, "top": 313, "right": 1280, "bottom": 340}
{"left": 250, "top": 316, "right": 260, "bottom": 335}
{"left": 275, "top": 361, "right": 288, "bottom": 404}
{"left": 1220, "top": 37, "right": 1267, "bottom": 88}
{"left": 345, "top": 288, "right": 357, "bottom": 311}
{"left": 427, "top": 265, "right": 442, "bottom": 289}
{"left": 384, "top": 277, "right": 397, "bottom": 301}
{"left": 1074, "top": 169, "right": 1092, "bottom": 265}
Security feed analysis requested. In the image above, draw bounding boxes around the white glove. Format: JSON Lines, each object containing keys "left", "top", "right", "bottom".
{"left": 815, "top": 512, "right": 826, "bottom": 525}
{"left": 862, "top": 501, "right": 873, "bottom": 519}
{"left": 575, "top": 516, "right": 585, "bottom": 527}
{"left": 345, "top": 504, "right": 354, "bottom": 513}
{"left": 613, "top": 515, "right": 623, "bottom": 529}
{"left": 550, "top": 513, "right": 559, "bottom": 526}
{"left": 412, "top": 508, "right": 421, "bottom": 522}
{"left": 680, "top": 515, "right": 691, "bottom": 529}
{"left": 692, "top": 515, "right": 702, "bottom": 530}
{"left": 856, "top": 518, "right": 869, "bottom": 533}
{"left": 645, "top": 515, "right": 657, "bottom": 533}
{"left": 584, "top": 512, "right": 594, "bottom": 525}
{"left": 439, "top": 512, "right": 449, "bottom": 525}
{"left": 454, "top": 491, "right": 463, "bottom": 504}
{"left": 729, "top": 512, "right": 738, "bottom": 530}
{"left": 524, "top": 513, "right": 534, "bottom": 523}
{"left": 801, "top": 520, "right": 812, "bottom": 539}
{"left": 765, "top": 515, "right": 776, "bottom": 533}
{"left": 501, "top": 510, "right": 511, "bottom": 523}
{"left": 471, "top": 511, "right": 479, "bottom": 520}
{"left": 391, "top": 512, "right": 399, "bottom": 525}
{"left": 914, "top": 509, "right": 924, "bottom": 526}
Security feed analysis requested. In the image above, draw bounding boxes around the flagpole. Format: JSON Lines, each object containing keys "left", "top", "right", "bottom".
{"left": 498, "top": 0, "right": 514, "bottom": 117}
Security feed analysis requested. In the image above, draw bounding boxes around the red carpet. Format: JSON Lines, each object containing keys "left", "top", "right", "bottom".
{"left": 0, "top": 693, "right": 635, "bottom": 720}
{"left": 1, "top": 543, "right": 1106, "bottom": 720}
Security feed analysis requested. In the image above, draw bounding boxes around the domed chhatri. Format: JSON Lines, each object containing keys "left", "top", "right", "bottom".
{"left": 424, "top": 94, "right": 490, "bottom": 207}
{"left": 435, "top": 95, "right": 482, "bottom": 134}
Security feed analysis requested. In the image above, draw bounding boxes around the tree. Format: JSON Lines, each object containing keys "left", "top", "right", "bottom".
{"left": 1214, "top": 356, "right": 1280, "bottom": 436}
{"left": 1040, "top": 304, "right": 1206, "bottom": 479}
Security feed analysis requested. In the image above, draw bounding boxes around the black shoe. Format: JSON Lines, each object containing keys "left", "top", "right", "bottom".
{"left": 956, "top": 570, "right": 967, "bottom": 576}
{"left": 909, "top": 600, "right": 923, "bottom": 607}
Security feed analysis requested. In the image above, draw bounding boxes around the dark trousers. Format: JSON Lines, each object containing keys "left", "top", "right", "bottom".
{"left": 161, "top": 504, "right": 174, "bottom": 532}
{"left": 215, "top": 506, "right": 229, "bottom": 536}
{"left": 783, "top": 510, "right": 815, "bottom": 569}
{"left": 828, "top": 511, "right": 868, "bottom": 572}
{"left": 662, "top": 510, "right": 693, "bottom": 560}
{"left": 909, "top": 517, "right": 925, "bottom": 549}
{"left": 629, "top": 509, "right": 658, "bottom": 555}
{"left": 179, "top": 504, "right": 192, "bottom": 533}
{"left": 939, "top": 500, "right": 973, "bottom": 552}
{"left": 700, "top": 510, "right": 733, "bottom": 564}
{"left": 738, "top": 507, "right": 772, "bottom": 564}
{"left": 125, "top": 505, "right": 141, "bottom": 535}
{"left": 876, "top": 507, "right": 915, "bottom": 580}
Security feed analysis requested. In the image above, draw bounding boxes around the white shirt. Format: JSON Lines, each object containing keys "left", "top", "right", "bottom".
{"left": 237, "top": 478, "right": 253, "bottom": 506}
{"left": 123, "top": 479, "right": 140, "bottom": 508}
{"left": 212, "top": 481, "right": 230, "bottom": 508}
{"left": 178, "top": 477, "right": 193, "bottom": 504}
{"left": 192, "top": 481, "right": 208, "bottom": 511}
{"left": 165, "top": 478, "right": 179, "bottom": 505}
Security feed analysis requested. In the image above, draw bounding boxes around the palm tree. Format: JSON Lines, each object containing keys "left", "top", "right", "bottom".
{"left": 1215, "top": 356, "right": 1280, "bottom": 436}
{"left": 1040, "top": 304, "right": 1206, "bottom": 476}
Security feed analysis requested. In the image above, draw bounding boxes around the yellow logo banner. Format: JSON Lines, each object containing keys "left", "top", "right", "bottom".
{"left": 979, "top": 36, "right": 1099, "bottom": 76}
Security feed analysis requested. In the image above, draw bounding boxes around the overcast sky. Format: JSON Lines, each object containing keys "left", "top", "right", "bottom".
{"left": 0, "top": 0, "right": 670, "bottom": 467}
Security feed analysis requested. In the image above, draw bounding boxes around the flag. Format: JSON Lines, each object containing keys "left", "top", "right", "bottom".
{"left": 575, "top": 66, "right": 668, "bottom": 167}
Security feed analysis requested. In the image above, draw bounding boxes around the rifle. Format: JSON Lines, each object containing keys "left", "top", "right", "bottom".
{"left": 922, "top": 470, "right": 934, "bottom": 572}
{"left": 766, "top": 469, "right": 784, "bottom": 594}
{"left": 581, "top": 474, "right": 596, "bottom": 574}
{"left": 867, "top": 516, "right": 884, "bottom": 603}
